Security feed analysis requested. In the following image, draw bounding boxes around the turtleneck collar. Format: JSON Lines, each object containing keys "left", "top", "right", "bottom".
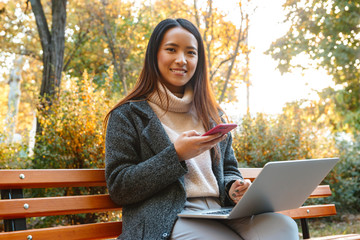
{"left": 148, "top": 83, "right": 194, "bottom": 113}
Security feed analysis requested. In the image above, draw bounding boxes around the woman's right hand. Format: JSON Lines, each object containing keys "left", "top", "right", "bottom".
{"left": 174, "top": 130, "right": 227, "bottom": 161}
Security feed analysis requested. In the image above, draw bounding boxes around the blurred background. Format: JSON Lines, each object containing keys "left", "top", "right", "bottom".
{"left": 0, "top": 0, "right": 359, "bottom": 236}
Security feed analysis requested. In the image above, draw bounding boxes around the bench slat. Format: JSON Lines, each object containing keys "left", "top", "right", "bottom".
{"left": 0, "top": 169, "right": 106, "bottom": 189}
{"left": 0, "top": 221, "right": 122, "bottom": 240}
{"left": 0, "top": 169, "right": 332, "bottom": 198}
{"left": 307, "top": 185, "right": 332, "bottom": 198}
{"left": 0, "top": 195, "right": 121, "bottom": 219}
{"left": 278, "top": 204, "right": 336, "bottom": 219}
{"left": 0, "top": 168, "right": 261, "bottom": 188}
{"left": 239, "top": 168, "right": 262, "bottom": 181}
{"left": 0, "top": 195, "right": 336, "bottom": 220}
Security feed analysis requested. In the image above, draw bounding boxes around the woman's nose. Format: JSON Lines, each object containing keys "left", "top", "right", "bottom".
{"left": 175, "top": 53, "right": 187, "bottom": 65}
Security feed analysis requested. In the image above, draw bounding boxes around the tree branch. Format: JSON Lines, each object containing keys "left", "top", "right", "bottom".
{"left": 63, "top": 29, "right": 90, "bottom": 72}
{"left": 219, "top": 4, "right": 247, "bottom": 103}
{"left": 193, "top": 0, "right": 200, "bottom": 28}
{"left": 210, "top": 56, "right": 235, "bottom": 81}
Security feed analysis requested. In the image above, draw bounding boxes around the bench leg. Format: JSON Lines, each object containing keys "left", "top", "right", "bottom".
{"left": 1, "top": 189, "right": 27, "bottom": 231}
{"left": 300, "top": 218, "right": 310, "bottom": 239}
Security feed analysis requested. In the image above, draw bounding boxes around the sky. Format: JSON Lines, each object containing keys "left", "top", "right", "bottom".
{"left": 215, "top": 0, "right": 334, "bottom": 118}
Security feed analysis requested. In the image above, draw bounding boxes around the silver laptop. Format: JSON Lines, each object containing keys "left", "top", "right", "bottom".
{"left": 178, "top": 157, "right": 339, "bottom": 219}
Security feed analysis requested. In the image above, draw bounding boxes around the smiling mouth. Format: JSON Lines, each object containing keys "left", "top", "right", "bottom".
{"left": 170, "top": 69, "right": 187, "bottom": 74}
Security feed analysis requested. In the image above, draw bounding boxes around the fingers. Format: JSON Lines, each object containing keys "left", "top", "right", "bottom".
{"left": 174, "top": 131, "right": 225, "bottom": 161}
{"left": 174, "top": 128, "right": 230, "bottom": 162}
{"left": 200, "top": 132, "right": 226, "bottom": 142}
{"left": 185, "top": 130, "right": 201, "bottom": 137}
{"left": 182, "top": 130, "right": 227, "bottom": 143}
{"left": 230, "top": 179, "right": 251, "bottom": 203}
{"left": 235, "top": 179, "right": 251, "bottom": 188}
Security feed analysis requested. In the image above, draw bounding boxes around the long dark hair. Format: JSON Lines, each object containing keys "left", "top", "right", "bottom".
{"left": 103, "top": 18, "right": 223, "bottom": 132}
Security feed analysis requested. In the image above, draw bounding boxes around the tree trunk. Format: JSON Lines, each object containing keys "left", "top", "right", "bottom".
{"left": 4, "top": 56, "right": 24, "bottom": 143}
{"left": 50, "top": 0, "right": 66, "bottom": 93}
{"left": 30, "top": 0, "right": 67, "bottom": 100}
{"left": 30, "top": 0, "right": 67, "bottom": 137}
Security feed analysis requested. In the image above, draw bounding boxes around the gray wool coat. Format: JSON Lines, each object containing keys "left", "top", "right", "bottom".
{"left": 105, "top": 100, "right": 243, "bottom": 240}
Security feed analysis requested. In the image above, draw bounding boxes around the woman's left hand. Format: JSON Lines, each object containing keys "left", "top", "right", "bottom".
{"left": 229, "top": 179, "right": 251, "bottom": 204}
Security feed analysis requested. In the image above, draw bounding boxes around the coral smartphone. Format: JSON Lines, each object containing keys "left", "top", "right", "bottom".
{"left": 202, "top": 123, "right": 238, "bottom": 136}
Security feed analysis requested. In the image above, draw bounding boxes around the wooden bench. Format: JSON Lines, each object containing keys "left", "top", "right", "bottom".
{"left": 0, "top": 168, "right": 357, "bottom": 240}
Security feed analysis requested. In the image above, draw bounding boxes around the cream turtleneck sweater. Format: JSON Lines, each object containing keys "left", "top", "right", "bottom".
{"left": 148, "top": 83, "right": 219, "bottom": 198}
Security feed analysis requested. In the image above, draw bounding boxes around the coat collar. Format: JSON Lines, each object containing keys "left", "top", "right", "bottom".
{"left": 128, "top": 99, "right": 156, "bottom": 120}
{"left": 128, "top": 100, "right": 173, "bottom": 155}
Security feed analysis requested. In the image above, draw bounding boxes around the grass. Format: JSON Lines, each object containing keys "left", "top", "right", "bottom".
{"left": 298, "top": 214, "right": 360, "bottom": 238}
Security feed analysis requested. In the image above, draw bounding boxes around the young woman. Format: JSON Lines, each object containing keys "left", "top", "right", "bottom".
{"left": 104, "top": 18, "right": 299, "bottom": 240}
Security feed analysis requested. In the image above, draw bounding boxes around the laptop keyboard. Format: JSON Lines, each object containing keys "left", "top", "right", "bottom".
{"left": 202, "top": 209, "right": 232, "bottom": 215}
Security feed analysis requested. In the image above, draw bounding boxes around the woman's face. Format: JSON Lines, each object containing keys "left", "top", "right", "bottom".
{"left": 157, "top": 27, "right": 198, "bottom": 94}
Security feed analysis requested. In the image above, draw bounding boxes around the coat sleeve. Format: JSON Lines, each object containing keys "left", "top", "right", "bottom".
{"left": 105, "top": 105, "right": 187, "bottom": 206}
{"left": 221, "top": 132, "right": 243, "bottom": 202}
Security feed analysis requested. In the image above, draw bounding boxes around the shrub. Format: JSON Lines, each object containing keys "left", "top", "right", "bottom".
{"left": 233, "top": 113, "right": 320, "bottom": 167}
{"left": 28, "top": 72, "right": 115, "bottom": 228}
{"left": 32, "top": 72, "right": 112, "bottom": 169}
{"left": 232, "top": 100, "right": 338, "bottom": 167}
{"left": 326, "top": 134, "right": 360, "bottom": 213}
{"left": 0, "top": 142, "right": 29, "bottom": 169}
{"left": 0, "top": 133, "right": 30, "bottom": 169}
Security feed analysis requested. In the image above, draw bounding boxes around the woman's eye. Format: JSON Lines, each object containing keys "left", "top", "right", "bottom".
{"left": 188, "top": 51, "right": 197, "bottom": 55}
{"left": 166, "top": 48, "right": 175, "bottom": 52}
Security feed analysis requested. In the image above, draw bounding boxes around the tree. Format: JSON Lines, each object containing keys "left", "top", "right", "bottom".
{"left": 29, "top": 0, "right": 67, "bottom": 101}
{"left": 0, "top": 0, "right": 64, "bottom": 140}
{"left": 59, "top": 0, "right": 153, "bottom": 97}
{"left": 266, "top": 0, "right": 360, "bottom": 134}
{"left": 194, "top": 0, "right": 251, "bottom": 103}
{"left": 83, "top": 0, "right": 153, "bottom": 96}
{"left": 93, "top": 1, "right": 129, "bottom": 95}
{"left": 0, "top": 0, "right": 152, "bottom": 140}
{"left": 4, "top": 56, "right": 25, "bottom": 143}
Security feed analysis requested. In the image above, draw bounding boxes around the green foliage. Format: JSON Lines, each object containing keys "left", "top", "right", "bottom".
{"left": 326, "top": 134, "right": 360, "bottom": 213}
{"left": 267, "top": 0, "right": 360, "bottom": 81}
{"left": 266, "top": 0, "right": 360, "bottom": 134}
{"left": 233, "top": 113, "right": 308, "bottom": 167}
{"left": 63, "top": 0, "right": 152, "bottom": 96}
{"left": 232, "top": 105, "right": 335, "bottom": 167}
{"left": 304, "top": 134, "right": 360, "bottom": 214}
{"left": 319, "top": 85, "right": 360, "bottom": 134}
